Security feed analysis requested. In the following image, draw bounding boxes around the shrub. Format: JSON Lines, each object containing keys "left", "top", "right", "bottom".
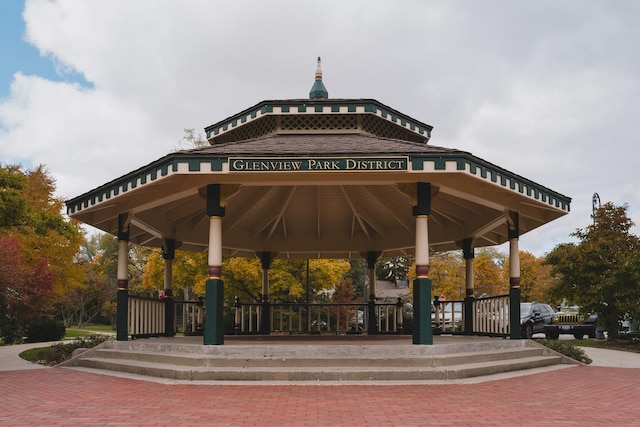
{"left": 25, "top": 317, "right": 65, "bottom": 343}
{"left": 20, "top": 335, "right": 109, "bottom": 366}
{"left": 539, "top": 339, "right": 592, "bottom": 364}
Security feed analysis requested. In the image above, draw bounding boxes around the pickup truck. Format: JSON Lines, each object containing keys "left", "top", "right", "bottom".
{"left": 544, "top": 306, "right": 597, "bottom": 339}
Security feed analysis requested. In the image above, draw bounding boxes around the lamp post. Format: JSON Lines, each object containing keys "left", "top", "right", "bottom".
{"left": 592, "top": 193, "right": 601, "bottom": 225}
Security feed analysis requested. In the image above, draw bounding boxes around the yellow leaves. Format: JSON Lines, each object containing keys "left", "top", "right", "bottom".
{"left": 140, "top": 249, "right": 209, "bottom": 296}
{"left": 408, "top": 249, "right": 554, "bottom": 301}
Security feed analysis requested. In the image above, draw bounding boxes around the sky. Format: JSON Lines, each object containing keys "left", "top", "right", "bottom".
{"left": 1, "top": 0, "right": 639, "bottom": 258}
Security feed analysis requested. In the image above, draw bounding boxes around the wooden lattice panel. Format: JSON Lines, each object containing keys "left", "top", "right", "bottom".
{"left": 281, "top": 114, "right": 358, "bottom": 131}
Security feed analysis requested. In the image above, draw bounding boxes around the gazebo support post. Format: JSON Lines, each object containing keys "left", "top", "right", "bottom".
{"left": 162, "top": 238, "right": 176, "bottom": 337}
{"left": 462, "top": 238, "right": 475, "bottom": 335}
{"left": 116, "top": 213, "right": 130, "bottom": 342}
{"left": 204, "top": 184, "right": 225, "bottom": 345}
{"left": 413, "top": 182, "right": 433, "bottom": 345}
{"left": 257, "top": 251, "right": 273, "bottom": 335}
{"left": 507, "top": 211, "right": 521, "bottom": 340}
{"left": 366, "top": 251, "right": 381, "bottom": 334}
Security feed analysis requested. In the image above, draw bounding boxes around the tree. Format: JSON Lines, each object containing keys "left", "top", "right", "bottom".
{"left": 0, "top": 164, "right": 84, "bottom": 336}
{"left": 474, "top": 248, "right": 507, "bottom": 297}
{"left": 221, "top": 258, "right": 350, "bottom": 304}
{"left": 546, "top": 202, "right": 640, "bottom": 341}
{"left": 0, "top": 235, "right": 56, "bottom": 343}
{"left": 176, "top": 128, "right": 208, "bottom": 150}
{"left": 429, "top": 251, "right": 465, "bottom": 300}
{"left": 0, "top": 165, "right": 29, "bottom": 228}
{"left": 57, "top": 234, "right": 114, "bottom": 328}
{"left": 503, "top": 251, "right": 555, "bottom": 303}
{"left": 376, "top": 256, "right": 413, "bottom": 284}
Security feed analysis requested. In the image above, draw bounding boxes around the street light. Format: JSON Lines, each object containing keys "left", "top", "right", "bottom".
{"left": 592, "top": 193, "right": 601, "bottom": 225}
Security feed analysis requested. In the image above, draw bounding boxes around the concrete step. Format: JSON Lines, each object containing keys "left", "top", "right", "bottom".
{"left": 62, "top": 338, "right": 575, "bottom": 382}
{"left": 71, "top": 354, "right": 564, "bottom": 381}
{"left": 84, "top": 346, "right": 547, "bottom": 368}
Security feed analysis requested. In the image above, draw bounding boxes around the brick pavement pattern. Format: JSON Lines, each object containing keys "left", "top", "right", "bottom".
{"left": 1, "top": 366, "right": 638, "bottom": 426}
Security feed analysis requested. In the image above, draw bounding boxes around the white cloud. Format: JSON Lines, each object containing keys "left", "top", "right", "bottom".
{"left": 1, "top": 0, "right": 639, "bottom": 255}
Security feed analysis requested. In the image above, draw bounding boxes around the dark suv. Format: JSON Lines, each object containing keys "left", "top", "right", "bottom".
{"left": 520, "top": 302, "right": 555, "bottom": 339}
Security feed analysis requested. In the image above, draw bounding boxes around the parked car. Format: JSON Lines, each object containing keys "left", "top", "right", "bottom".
{"left": 544, "top": 305, "right": 597, "bottom": 339}
{"left": 520, "top": 302, "right": 555, "bottom": 339}
{"left": 619, "top": 316, "right": 640, "bottom": 338}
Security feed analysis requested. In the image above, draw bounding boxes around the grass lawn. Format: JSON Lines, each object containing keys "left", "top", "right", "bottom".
{"left": 65, "top": 324, "right": 114, "bottom": 339}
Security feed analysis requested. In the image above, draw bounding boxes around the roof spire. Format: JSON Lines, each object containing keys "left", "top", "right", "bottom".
{"left": 309, "top": 56, "right": 328, "bottom": 99}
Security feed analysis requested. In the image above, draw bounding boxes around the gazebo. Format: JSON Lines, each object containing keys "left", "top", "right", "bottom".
{"left": 66, "top": 58, "right": 571, "bottom": 345}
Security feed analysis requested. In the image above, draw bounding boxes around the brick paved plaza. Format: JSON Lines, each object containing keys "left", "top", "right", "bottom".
{"left": 1, "top": 365, "right": 639, "bottom": 426}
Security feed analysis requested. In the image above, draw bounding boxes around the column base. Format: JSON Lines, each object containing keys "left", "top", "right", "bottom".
{"left": 204, "top": 279, "right": 225, "bottom": 345}
{"left": 412, "top": 278, "right": 433, "bottom": 345}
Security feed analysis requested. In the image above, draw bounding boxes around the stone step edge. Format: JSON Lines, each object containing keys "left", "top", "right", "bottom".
{"left": 74, "top": 354, "right": 563, "bottom": 381}
{"left": 79, "top": 346, "right": 546, "bottom": 367}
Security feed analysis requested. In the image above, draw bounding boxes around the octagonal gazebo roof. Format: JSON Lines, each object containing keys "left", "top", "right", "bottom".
{"left": 67, "top": 65, "right": 570, "bottom": 260}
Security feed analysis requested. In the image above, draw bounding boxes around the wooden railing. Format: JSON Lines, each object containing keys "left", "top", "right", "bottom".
{"left": 174, "top": 300, "right": 205, "bottom": 335}
{"left": 472, "top": 294, "right": 510, "bottom": 336}
{"left": 234, "top": 301, "right": 404, "bottom": 335}
{"left": 126, "top": 294, "right": 512, "bottom": 338}
{"left": 128, "top": 295, "right": 165, "bottom": 338}
{"left": 432, "top": 300, "right": 465, "bottom": 334}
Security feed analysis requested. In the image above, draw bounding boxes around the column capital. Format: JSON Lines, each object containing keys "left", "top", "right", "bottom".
{"left": 462, "top": 238, "right": 475, "bottom": 260}
{"left": 206, "top": 184, "right": 226, "bottom": 217}
{"left": 507, "top": 210, "right": 519, "bottom": 240}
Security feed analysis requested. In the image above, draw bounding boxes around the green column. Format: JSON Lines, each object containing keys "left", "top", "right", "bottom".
{"left": 412, "top": 182, "right": 432, "bottom": 345}
{"left": 413, "top": 277, "right": 433, "bottom": 345}
{"left": 116, "top": 213, "right": 129, "bottom": 342}
{"left": 258, "top": 251, "right": 273, "bottom": 335}
{"left": 462, "top": 238, "right": 475, "bottom": 335}
{"left": 507, "top": 211, "right": 521, "bottom": 340}
{"left": 163, "top": 239, "right": 175, "bottom": 337}
{"left": 204, "top": 184, "right": 225, "bottom": 345}
{"left": 510, "top": 286, "right": 521, "bottom": 340}
{"left": 116, "top": 286, "right": 128, "bottom": 341}
{"left": 204, "top": 278, "right": 225, "bottom": 345}
{"left": 366, "top": 251, "right": 381, "bottom": 334}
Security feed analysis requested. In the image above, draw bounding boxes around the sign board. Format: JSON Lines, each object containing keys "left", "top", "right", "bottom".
{"left": 229, "top": 156, "right": 408, "bottom": 172}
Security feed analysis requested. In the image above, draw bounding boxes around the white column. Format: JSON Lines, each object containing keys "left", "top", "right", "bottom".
{"left": 208, "top": 216, "right": 222, "bottom": 278}
{"left": 415, "top": 215, "right": 429, "bottom": 277}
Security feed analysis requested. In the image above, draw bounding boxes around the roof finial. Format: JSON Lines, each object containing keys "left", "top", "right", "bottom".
{"left": 315, "top": 56, "right": 323, "bottom": 80}
{"left": 309, "top": 56, "right": 328, "bottom": 99}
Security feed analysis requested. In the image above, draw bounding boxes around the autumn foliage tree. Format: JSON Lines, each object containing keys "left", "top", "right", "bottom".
{"left": 0, "top": 164, "right": 83, "bottom": 341}
{"left": 0, "top": 235, "right": 56, "bottom": 342}
{"left": 546, "top": 202, "right": 640, "bottom": 341}
{"left": 504, "top": 251, "right": 555, "bottom": 303}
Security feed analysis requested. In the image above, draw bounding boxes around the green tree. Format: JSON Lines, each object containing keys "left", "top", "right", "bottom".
{"left": 0, "top": 165, "right": 29, "bottom": 228}
{"left": 546, "top": 202, "right": 640, "bottom": 341}
{"left": 376, "top": 256, "right": 413, "bottom": 284}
